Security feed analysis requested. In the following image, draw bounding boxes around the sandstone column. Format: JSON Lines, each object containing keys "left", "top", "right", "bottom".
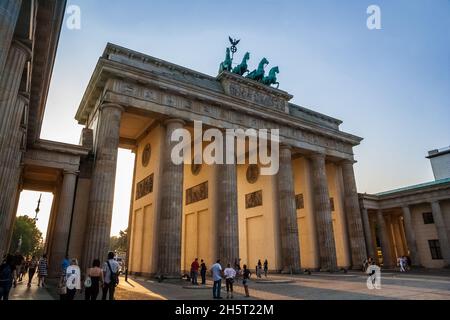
{"left": 0, "top": 91, "right": 29, "bottom": 257}
{"left": 216, "top": 130, "right": 239, "bottom": 269}
{"left": 401, "top": 206, "right": 420, "bottom": 266}
{"left": 310, "top": 153, "right": 337, "bottom": 271}
{"left": 49, "top": 171, "right": 78, "bottom": 277}
{"left": 277, "top": 146, "right": 301, "bottom": 273}
{"left": 157, "top": 119, "right": 185, "bottom": 277}
{"left": 83, "top": 103, "right": 123, "bottom": 268}
{"left": 430, "top": 201, "right": 450, "bottom": 266}
{"left": 361, "top": 208, "right": 376, "bottom": 260}
{"left": 341, "top": 160, "right": 368, "bottom": 269}
{"left": 0, "top": 0, "right": 22, "bottom": 73}
{"left": 376, "top": 210, "right": 393, "bottom": 267}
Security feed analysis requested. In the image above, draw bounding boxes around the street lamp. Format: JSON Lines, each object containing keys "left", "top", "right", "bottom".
{"left": 34, "top": 194, "right": 42, "bottom": 222}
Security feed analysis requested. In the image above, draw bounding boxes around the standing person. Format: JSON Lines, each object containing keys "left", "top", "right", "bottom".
{"left": 190, "top": 258, "right": 199, "bottom": 285}
{"left": 224, "top": 263, "right": 236, "bottom": 299}
{"left": 234, "top": 258, "right": 242, "bottom": 284}
{"left": 62, "top": 255, "right": 70, "bottom": 275}
{"left": 84, "top": 259, "right": 104, "bottom": 300}
{"left": 399, "top": 256, "right": 406, "bottom": 272}
{"left": 263, "top": 259, "right": 268, "bottom": 278}
{"left": 402, "top": 256, "right": 408, "bottom": 272}
{"left": 65, "top": 259, "right": 81, "bottom": 300}
{"left": 200, "top": 259, "right": 207, "bottom": 285}
{"left": 0, "top": 255, "right": 14, "bottom": 300}
{"left": 37, "top": 254, "right": 48, "bottom": 287}
{"left": 242, "top": 264, "right": 251, "bottom": 298}
{"left": 257, "top": 260, "right": 262, "bottom": 278}
{"left": 210, "top": 259, "right": 223, "bottom": 299}
{"left": 102, "top": 252, "right": 120, "bottom": 300}
{"left": 27, "top": 256, "right": 38, "bottom": 287}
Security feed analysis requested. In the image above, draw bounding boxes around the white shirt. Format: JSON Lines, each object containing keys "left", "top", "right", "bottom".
{"left": 211, "top": 263, "right": 222, "bottom": 281}
{"left": 103, "top": 259, "right": 120, "bottom": 284}
{"left": 66, "top": 265, "right": 81, "bottom": 290}
{"left": 224, "top": 267, "right": 236, "bottom": 279}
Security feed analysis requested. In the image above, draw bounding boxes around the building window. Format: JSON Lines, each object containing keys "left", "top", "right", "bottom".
{"left": 428, "top": 240, "right": 443, "bottom": 260}
{"left": 422, "top": 212, "right": 434, "bottom": 224}
{"left": 295, "top": 194, "right": 304, "bottom": 210}
{"left": 330, "top": 198, "right": 335, "bottom": 211}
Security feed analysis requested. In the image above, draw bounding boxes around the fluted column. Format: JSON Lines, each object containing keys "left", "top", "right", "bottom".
{"left": 341, "top": 160, "right": 367, "bottom": 269}
{"left": 361, "top": 208, "right": 376, "bottom": 260}
{"left": 83, "top": 103, "right": 123, "bottom": 268}
{"left": 310, "top": 153, "right": 337, "bottom": 271}
{"left": 277, "top": 146, "right": 301, "bottom": 273}
{"left": 430, "top": 201, "right": 450, "bottom": 266}
{"left": 376, "top": 210, "right": 393, "bottom": 267}
{"left": 157, "top": 119, "right": 185, "bottom": 277}
{"left": 0, "top": 0, "right": 22, "bottom": 73}
{"left": 401, "top": 206, "right": 420, "bottom": 266}
{"left": 0, "top": 92, "right": 28, "bottom": 257}
{"left": 216, "top": 131, "right": 239, "bottom": 269}
{"left": 49, "top": 171, "right": 78, "bottom": 277}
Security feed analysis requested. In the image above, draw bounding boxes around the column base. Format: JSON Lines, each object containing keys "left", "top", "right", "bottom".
{"left": 280, "top": 267, "right": 303, "bottom": 274}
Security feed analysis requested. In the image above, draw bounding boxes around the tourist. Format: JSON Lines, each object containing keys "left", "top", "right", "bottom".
{"left": 257, "top": 259, "right": 262, "bottom": 278}
{"left": 84, "top": 259, "right": 104, "bottom": 300}
{"left": 62, "top": 255, "right": 70, "bottom": 275}
{"left": 190, "top": 258, "right": 199, "bottom": 285}
{"left": 37, "top": 254, "right": 48, "bottom": 287}
{"left": 402, "top": 256, "right": 408, "bottom": 272}
{"left": 13, "top": 252, "right": 24, "bottom": 287}
{"left": 263, "top": 259, "right": 268, "bottom": 278}
{"left": 200, "top": 259, "right": 207, "bottom": 285}
{"left": 210, "top": 259, "right": 223, "bottom": 299}
{"left": 27, "top": 256, "right": 38, "bottom": 287}
{"left": 102, "top": 251, "right": 120, "bottom": 300}
{"left": 234, "top": 258, "right": 242, "bottom": 283}
{"left": 224, "top": 263, "right": 236, "bottom": 299}
{"left": 20, "top": 257, "right": 28, "bottom": 282}
{"left": 0, "top": 255, "right": 14, "bottom": 300}
{"left": 242, "top": 264, "right": 251, "bottom": 298}
{"left": 399, "top": 256, "right": 406, "bottom": 272}
{"left": 65, "top": 259, "right": 81, "bottom": 300}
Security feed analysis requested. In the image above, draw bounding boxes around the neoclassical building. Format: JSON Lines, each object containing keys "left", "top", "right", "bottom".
{"left": 1, "top": 1, "right": 448, "bottom": 279}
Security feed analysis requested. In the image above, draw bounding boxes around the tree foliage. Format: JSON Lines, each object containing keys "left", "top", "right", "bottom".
{"left": 10, "top": 215, "right": 44, "bottom": 257}
{"left": 110, "top": 228, "right": 128, "bottom": 253}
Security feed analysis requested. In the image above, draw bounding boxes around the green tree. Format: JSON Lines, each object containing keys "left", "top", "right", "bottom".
{"left": 10, "top": 215, "right": 43, "bottom": 257}
{"left": 110, "top": 228, "right": 128, "bottom": 253}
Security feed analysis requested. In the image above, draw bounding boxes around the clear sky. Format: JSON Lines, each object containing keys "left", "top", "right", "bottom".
{"left": 16, "top": 0, "right": 450, "bottom": 237}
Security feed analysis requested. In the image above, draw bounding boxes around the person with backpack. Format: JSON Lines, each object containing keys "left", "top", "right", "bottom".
{"left": 0, "top": 255, "right": 14, "bottom": 300}
{"left": 102, "top": 252, "right": 119, "bottom": 300}
{"left": 200, "top": 259, "right": 207, "bottom": 285}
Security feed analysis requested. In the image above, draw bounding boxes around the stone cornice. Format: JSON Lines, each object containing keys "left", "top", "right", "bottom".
{"left": 33, "top": 139, "right": 90, "bottom": 156}
{"left": 76, "top": 58, "right": 363, "bottom": 149}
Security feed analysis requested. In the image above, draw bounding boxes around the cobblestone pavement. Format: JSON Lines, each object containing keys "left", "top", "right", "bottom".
{"left": 8, "top": 270, "right": 450, "bottom": 300}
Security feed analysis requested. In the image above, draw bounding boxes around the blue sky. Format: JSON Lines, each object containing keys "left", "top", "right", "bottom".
{"left": 18, "top": 0, "right": 450, "bottom": 236}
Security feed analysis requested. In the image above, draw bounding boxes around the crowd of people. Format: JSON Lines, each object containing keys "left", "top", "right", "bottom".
{"left": 189, "top": 257, "right": 270, "bottom": 299}
{"left": 0, "top": 251, "right": 119, "bottom": 301}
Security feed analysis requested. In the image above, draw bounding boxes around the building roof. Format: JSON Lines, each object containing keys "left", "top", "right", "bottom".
{"left": 375, "top": 178, "right": 450, "bottom": 197}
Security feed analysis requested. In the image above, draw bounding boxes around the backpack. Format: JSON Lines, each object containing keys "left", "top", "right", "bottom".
{"left": 107, "top": 261, "right": 119, "bottom": 287}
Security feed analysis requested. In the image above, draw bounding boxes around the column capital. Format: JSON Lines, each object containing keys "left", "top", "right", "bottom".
{"left": 11, "top": 39, "right": 32, "bottom": 61}
{"left": 340, "top": 159, "right": 357, "bottom": 166}
{"left": 279, "top": 144, "right": 292, "bottom": 152}
{"left": 163, "top": 118, "right": 185, "bottom": 127}
{"left": 100, "top": 103, "right": 124, "bottom": 113}
{"left": 63, "top": 170, "right": 79, "bottom": 176}
{"left": 310, "top": 152, "right": 326, "bottom": 161}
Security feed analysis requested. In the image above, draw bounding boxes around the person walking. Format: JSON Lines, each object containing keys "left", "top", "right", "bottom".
{"left": 84, "top": 259, "right": 104, "bottom": 300}
{"left": 257, "top": 259, "right": 262, "bottom": 278}
{"left": 37, "top": 254, "right": 48, "bottom": 287}
{"left": 27, "top": 256, "right": 37, "bottom": 287}
{"left": 243, "top": 264, "right": 251, "bottom": 298}
{"left": 200, "top": 259, "right": 207, "bottom": 285}
{"left": 263, "top": 259, "right": 268, "bottom": 278}
{"left": 210, "top": 259, "right": 223, "bottom": 299}
{"left": 190, "top": 258, "right": 199, "bottom": 285}
{"left": 102, "top": 252, "right": 120, "bottom": 300}
{"left": 65, "top": 259, "right": 81, "bottom": 300}
{"left": 224, "top": 263, "right": 236, "bottom": 299}
{"left": 0, "top": 255, "right": 14, "bottom": 300}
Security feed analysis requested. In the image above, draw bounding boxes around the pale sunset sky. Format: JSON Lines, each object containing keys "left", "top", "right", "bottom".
{"left": 16, "top": 0, "right": 450, "bottom": 237}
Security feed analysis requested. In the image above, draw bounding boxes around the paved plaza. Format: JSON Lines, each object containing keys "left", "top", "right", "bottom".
{"left": 8, "top": 270, "right": 450, "bottom": 300}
